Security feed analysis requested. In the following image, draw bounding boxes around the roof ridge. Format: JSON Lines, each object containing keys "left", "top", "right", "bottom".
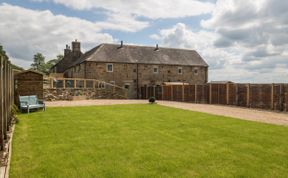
{"left": 100, "top": 43, "right": 196, "bottom": 52}
{"left": 90, "top": 44, "right": 104, "bottom": 60}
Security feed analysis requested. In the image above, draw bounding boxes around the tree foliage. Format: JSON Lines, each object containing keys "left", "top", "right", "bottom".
{"left": 31, "top": 53, "right": 46, "bottom": 73}
{"left": 30, "top": 53, "right": 63, "bottom": 74}
{"left": 0, "top": 44, "right": 8, "bottom": 59}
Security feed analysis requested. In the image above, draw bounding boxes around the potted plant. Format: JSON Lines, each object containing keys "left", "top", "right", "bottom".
{"left": 148, "top": 96, "right": 156, "bottom": 104}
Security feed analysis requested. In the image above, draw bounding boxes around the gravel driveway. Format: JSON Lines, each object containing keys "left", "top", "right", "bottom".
{"left": 46, "top": 100, "right": 288, "bottom": 126}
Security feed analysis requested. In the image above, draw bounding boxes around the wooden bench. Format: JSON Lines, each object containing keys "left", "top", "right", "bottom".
{"left": 19, "top": 95, "right": 46, "bottom": 113}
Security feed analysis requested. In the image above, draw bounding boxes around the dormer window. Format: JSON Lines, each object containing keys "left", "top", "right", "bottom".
{"left": 153, "top": 66, "right": 159, "bottom": 74}
{"left": 106, "top": 63, "right": 113, "bottom": 72}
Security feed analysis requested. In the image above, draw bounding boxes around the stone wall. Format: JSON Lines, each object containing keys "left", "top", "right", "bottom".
{"left": 44, "top": 88, "right": 127, "bottom": 101}
{"left": 65, "top": 61, "right": 208, "bottom": 98}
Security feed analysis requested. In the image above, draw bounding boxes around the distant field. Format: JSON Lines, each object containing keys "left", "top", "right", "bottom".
{"left": 11, "top": 104, "right": 288, "bottom": 178}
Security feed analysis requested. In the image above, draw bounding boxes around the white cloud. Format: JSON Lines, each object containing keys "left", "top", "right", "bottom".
{"left": 199, "top": 0, "right": 288, "bottom": 82}
{"left": 151, "top": 23, "right": 236, "bottom": 70}
{"left": 52, "top": 0, "right": 214, "bottom": 19}
{"left": 0, "top": 3, "right": 115, "bottom": 69}
{"left": 95, "top": 12, "right": 149, "bottom": 32}
{"left": 28, "top": 0, "right": 213, "bottom": 34}
{"left": 150, "top": 22, "right": 288, "bottom": 83}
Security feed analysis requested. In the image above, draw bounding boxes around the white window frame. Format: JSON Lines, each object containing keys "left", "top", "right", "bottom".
{"left": 106, "top": 63, "right": 113, "bottom": 72}
{"left": 153, "top": 66, "right": 159, "bottom": 74}
{"left": 178, "top": 67, "right": 183, "bottom": 75}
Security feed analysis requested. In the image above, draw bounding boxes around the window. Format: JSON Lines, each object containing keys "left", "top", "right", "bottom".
{"left": 124, "top": 84, "right": 130, "bottom": 89}
{"left": 194, "top": 68, "right": 198, "bottom": 75}
{"left": 153, "top": 66, "right": 159, "bottom": 74}
{"left": 97, "top": 82, "right": 105, "bottom": 89}
{"left": 178, "top": 67, "right": 183, "bottom": 74}
{"left": 106, "top": 63, "right": 113, "bottom": 72}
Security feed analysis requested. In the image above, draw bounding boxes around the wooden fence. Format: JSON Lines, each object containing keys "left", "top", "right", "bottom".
{"left": 0, "top": 54, "right": 14, "bottom": 150}
{"left": 141, "top": 83, "right": 288, "bottom": 112}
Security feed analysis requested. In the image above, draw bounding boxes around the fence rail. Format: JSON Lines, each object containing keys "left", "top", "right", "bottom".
{"left": 44, "top": 77, "right": 128, "bottom": 100}
{"left": 141, "top": 83, "right": 288, "bottom": 112}
{"left": 0, "top": 54, "right": 14, "bottom": 150}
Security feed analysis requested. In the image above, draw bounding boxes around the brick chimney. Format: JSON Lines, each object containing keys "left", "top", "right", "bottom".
{"left": 64, "top": 44, "right": 71, "bottom": 56}
{"left": 72, "top": 39, "right": 81, "bottom": 52}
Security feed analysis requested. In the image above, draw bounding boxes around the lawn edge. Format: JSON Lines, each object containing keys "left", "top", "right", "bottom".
{"left": 0, "top": 124, "right": 15, "bottom": 178}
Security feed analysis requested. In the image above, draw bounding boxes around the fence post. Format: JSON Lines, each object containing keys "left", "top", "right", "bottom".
{"left": 284, "top": 93, "right": 288, "bottom": 112}
{"left": 3, "top": 58, "right": 7, "bottom": 140}
{"left": 162, "top": 86, "right": 164, "bottom": 100}
{"left": 195, "top": 84, "right": 197, "bottom": 103}
{"left": 271, "top": 83, "right": 274, "bottom": 110}
{"left": 0, "top": 56, "right": 4, "bottom": 150}
{"left": 182, "top": 84, "right": 185, "bottom": 102}
{"left": 84, "top": 79, "right": 87, "bottom": 89}
{"left": 63, "top": 79, "right": 66, "bottom": 89}
{"left": 279, "top": 84, "right": 283, "bottom": 111}
{"left": 146, "top": 85, "right": 148, "bottom": 99}
{"left": 7, "top": 61, "right": 11, "bottom": 128}
{"left": 74, "top": 79, "right": 77, "bottom": 88}
{"left": 50, "top": 78, "right": 53, "bottom": 88}
{"left": 235, "top": 84, "right": 239, "bottom": 105}
{"left": 170, "top": 85, "right": 173, "bottom": 101}
{"left": 247, "top": 84, "right": 250, "bottom": 107}
{"left": 153, "top": 85, "right": 156, "bottom": 98}
{"left": 209, "top": 83, "right": 212, "bottom": 104}
{"left": 226, "top": 83, "right": 229, "bottom": 105}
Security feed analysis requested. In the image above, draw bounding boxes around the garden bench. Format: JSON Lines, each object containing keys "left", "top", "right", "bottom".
{"left": 19, "top": 95, "right": 45, "bottom": 113}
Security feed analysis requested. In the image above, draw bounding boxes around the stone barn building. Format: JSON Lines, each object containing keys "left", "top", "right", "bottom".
{"left": 50, "top": 40, "right": 208, "bottom": 98}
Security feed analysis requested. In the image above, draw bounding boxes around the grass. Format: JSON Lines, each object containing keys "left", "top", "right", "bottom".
{"left": 10, "top": 104, "right": 288, "bottom": 178}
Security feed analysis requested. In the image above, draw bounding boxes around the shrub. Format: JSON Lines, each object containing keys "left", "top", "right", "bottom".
{"left": 148, "top": 97, "right": 156, "bottom": 104}
{"left": 11, "top": 104, "right": 19, "bottom": 124}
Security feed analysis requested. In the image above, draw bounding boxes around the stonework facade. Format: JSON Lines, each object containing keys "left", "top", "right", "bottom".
{"left": 65, "top": 62, "right": 208, "bottom": 98}
{"left": 51, "top": 41, "right": 209, "bottom": 98}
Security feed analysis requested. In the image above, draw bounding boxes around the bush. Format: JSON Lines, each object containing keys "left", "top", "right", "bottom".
{"left": 148, "top": 97, "right": 156, "bottom": 104}
{"left": 11, "top": 104, "right": 20, "bottom": 124}
{"left": 11, "top": 104, "right": 19, "bottom": 115}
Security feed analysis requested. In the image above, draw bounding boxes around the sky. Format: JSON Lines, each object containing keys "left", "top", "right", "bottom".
{"left": 0, "top": 0, "right": 287, "bottom": 83}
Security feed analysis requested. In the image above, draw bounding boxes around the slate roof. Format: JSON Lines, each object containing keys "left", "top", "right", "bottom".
{"left": 68, "top": 43, "right": 208, "bottom": 69}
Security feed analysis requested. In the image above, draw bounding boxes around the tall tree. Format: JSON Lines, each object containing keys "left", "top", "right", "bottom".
{"left": 0, "top": 44, "right": 8, "bottom": 58}
{"left": 31, "top": 53, "right": 46, "bottom": 73}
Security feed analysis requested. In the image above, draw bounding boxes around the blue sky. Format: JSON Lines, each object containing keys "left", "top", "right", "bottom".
{"left": 0, "top": 0, "right": 287, "bottom": 82}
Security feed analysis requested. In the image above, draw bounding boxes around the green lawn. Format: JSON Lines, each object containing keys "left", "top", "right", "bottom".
{"left": 11, "top": 104, "right": 288, "bottom": 178}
